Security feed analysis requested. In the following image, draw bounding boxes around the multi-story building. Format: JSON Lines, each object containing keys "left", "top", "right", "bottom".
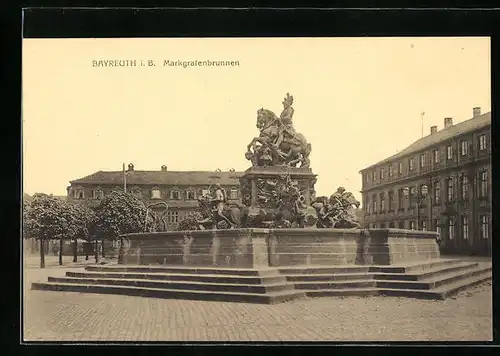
{"left": 67, "top": 164, "right": 243, "bottom": 230}
{"left": 359, "top": 108, "right": 491, "bottom": 255}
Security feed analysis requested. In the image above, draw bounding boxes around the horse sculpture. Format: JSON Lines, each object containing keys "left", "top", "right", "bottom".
{"left": 246, "top": 108, "right": 311, "bottom": 168}
{"left": 177, "top": 195, "right": 247, "bottom": 231}
{"left": 313, "top": 191, "right": 361, "bottom": 229}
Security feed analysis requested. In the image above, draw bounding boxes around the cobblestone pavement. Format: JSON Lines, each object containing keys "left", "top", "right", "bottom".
{"left": 22, "top": 267, "right": 492, "bottom": 342}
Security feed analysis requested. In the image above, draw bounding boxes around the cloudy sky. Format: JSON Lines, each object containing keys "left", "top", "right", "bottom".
{"left": 22, "top": 37, "right": 491, "bottom": 202}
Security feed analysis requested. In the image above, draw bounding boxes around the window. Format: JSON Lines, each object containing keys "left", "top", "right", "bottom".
{"left": 229, "top": 188, "right": 238, "bottom": 200}
{"left": 186, "top": 190, "right": 196, "bottom": 200}
{"left": 92, "top": 189, "right": 104, "bottom": 200}
{"left": 151, "top": 188, "right": 161, "bottom": 199}
{"left": 479, "top": 134, "right": 487, "bottom": 151}
{"left": 170, "top": 190, "right": 180, "bottom": 200}
{"left": 167, "top": 211, "right": 179, "bottom": 223}
{"left": 434, "top": 181, "right": 441, "bottom": 204}
{"left": 447, "top": 178, "right": 454, "bottom": 202}
{"left": 446, "top": 145, "right": 453, "bottom": 160}
{"left": 433, "top": 149, "right": 440, "bottom": 164}
{"left": 409, "top": 186, "right": 416, "bottom": 207}
{"left": 74, "top": 188, "right": 84, "bottom": 199}
{"left": 448, "top": 218, "right": 455, "bottom": 240}
{"left": 480, "top": 170, "right": 488, "bottom": 197}
{"left": 435, "top": 219, "right": 441, "bottom": 239}
{"left": 398, "top": 162, "right": 403, "bottom": 175}
{"left": 372, "top": 171, "right": 376, "bottom": 181}
{"left": 462, "top": 216, "right": 468, "bottom": 240}
{"left": 420, "top": 154, "right": 425, "bottom": 168}
{"left": 372, "top": 194, "right": 377, "bottom": 213}
{"left": 460, "top": 140, "right": 468, "bottom": 156}
{"left": 409, "top": 158, "right": 415, "bottom": 171}
{"left": 379, "top": 193, "right": 385, "bottom": 212}
{"left": 389, "top": 222, "right": 395, "bottom": 228}
{"left": 461, "top": 176, "right": 469, "bottom": 200}
{"left": 380, "top": 168, "right": 385, "bottom": 180}
{"left": 398, "top": 221, "right": 405, "bottom": 229}
{"left": 480, "top": 215, "right": 489, "bottom": 239}
{"left": 421, "top": 220, "right": 427, "bottom": 231}
{"left": 398, "top": 189, "right": 405, "bottom": 210}
{"left": 388, "top": 165, "right": 393, "bottom": 178}
{"left": 388, "top": 191, "right": 394, "bottom": 211}
{"left": 365, "top": 198, "right": 370, "bottom": 214}
{"left": 409, "top": 221, "right": 416, "bottom": 230}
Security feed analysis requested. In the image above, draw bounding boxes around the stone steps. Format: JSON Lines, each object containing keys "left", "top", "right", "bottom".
{"left": 30, "top": 259, "right": 491, "bottom": 303}
{"left": 303, "top": 288, "right": 380, "bottom": 298}
{"left": 375, "top": 264, "right": 491, "bottom": 290}
{"left": 281, "top": 260, "right": 491, "bottom": 300}
{"left": 30, "top": 282, "right": 307, "bottom": 304}
{"left": 85, "top": 265, "right": 278, "bottom": 276}
{"left": 66, "top": 271, "right": 287, "bottom": 285}
{"left": 372, "top": 262, "right": 479, "bottom": 281}
{"left": 368, "top": 258, "right": 461, "bottom": 273}
{"left": 284, "top": 272, "right": 375, "bottom": 282}
{"left": 294, "top": 280, "right": 376, "bottom": 290}
{"left": 378, "top": 269, "right": 492, "bottom": 300}
{"left": 47, "top": 276, "right": 295, "bottom": 294}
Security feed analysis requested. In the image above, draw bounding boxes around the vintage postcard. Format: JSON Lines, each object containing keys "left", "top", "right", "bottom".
{"left": 22, "top": 36, "right": 492, "bottom": 342}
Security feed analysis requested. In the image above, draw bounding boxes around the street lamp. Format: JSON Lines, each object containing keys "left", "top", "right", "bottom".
{"left": 403, "top": 184, "right": 429, "bottom": 230}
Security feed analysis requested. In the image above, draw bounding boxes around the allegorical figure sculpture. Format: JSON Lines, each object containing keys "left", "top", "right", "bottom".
{"left": 312, "top": 187, "right": 361, "bottom": 229}
{"left": 246, "top": 93, "right": 311, "bottom": 168}
{"left": 177, "top": 184, "right": 248, "bottom": 231}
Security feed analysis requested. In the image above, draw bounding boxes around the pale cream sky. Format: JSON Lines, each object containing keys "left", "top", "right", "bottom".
{"left": 22, "top": 37, "right": 491, "bottom": 202}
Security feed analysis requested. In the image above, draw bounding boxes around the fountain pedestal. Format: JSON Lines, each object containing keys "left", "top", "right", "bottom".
{"left": 239, "top": 166, "right": 317, "bottom": 227}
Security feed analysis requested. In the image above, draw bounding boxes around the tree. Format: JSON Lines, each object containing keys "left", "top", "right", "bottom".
{"left": 66, "top": 202, "right": 96, "bottom": 263}
{"left": 93, "top": 190, "right": 152, "bottom": 261}
{"left": 23, "top": 193, "right": 75, "bottom": 268}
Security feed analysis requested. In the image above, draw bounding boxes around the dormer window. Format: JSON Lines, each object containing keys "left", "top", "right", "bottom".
{"left": 92, "top": 187, "right": 104, "bottom": 200}
{"left": 170, "top": 188, "right": 180, "bottom": 200}
{"left": 151, "top": 188, "right": 161, "bottom": 199}
{"left": 74, "top": 187, "right": 84, "bottom": 199}
{"left": 186, "top": 189, "right": 196, "bottom": 200}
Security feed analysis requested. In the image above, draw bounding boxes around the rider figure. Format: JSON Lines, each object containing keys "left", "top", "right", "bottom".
{"left": 274, "top": 93, "right": 296, "bottom": 150}
{"left": 330, "top": 186, "right": 346, "bottom": 208}
{"left": 211, "top": 183, "right": 234, "bottom": 228}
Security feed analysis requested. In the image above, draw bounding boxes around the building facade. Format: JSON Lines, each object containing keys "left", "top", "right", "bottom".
{"left": 359, "top": 108, "right": 491, "bottom": 255}
{"left": 67, "top": 164, "right": 243, "bottom": 230}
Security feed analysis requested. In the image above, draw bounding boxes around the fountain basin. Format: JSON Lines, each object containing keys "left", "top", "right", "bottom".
{"left": 119, "top": 228, "right": 440, "bottom": 268}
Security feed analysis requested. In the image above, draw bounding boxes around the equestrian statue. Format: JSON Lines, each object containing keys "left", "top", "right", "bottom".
{"left": 245, "top": 93, "right": 312, "bottom": 168}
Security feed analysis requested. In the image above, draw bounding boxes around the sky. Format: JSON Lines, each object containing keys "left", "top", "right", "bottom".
{"left": 22, "top": 37, "right": 491, "bottom": 203}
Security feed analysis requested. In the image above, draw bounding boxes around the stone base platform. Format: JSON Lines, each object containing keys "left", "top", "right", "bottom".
{"left": 31, "top": 228, "right": 491, "bottom": 303}
{"left": 31, "top": 259, "right": 491, "bottom": 303}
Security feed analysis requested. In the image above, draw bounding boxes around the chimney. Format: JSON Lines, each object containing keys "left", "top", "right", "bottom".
{"left": 430, "top": 126, "right": 438, "bottom": 135}
{"left": 473, "top": 107, "right": 481, "bottom": 118}
{"left": 127, "top": 163, "right": 134, "bottom": 172}
{"left": 161, "top": 165, "right": 168, "bottom": 172}
{"left": 444, "top": 117, "right": 453, "bottom": 129}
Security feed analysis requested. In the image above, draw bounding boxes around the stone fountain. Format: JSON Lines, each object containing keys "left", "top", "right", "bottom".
{"left": 32, "top": 94, "right": 490, "bottom": 303}
{"left": 119, "top": 93, "right": 440, "bottom": 268}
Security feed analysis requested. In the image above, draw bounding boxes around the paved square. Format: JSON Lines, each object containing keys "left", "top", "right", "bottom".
{"left": 22, "top": 260, "right": 492, "bottom": 342}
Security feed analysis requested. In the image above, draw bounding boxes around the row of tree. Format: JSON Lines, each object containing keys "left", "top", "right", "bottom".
{"left": 23, "top": 190, "right": 152, "bottom": 268}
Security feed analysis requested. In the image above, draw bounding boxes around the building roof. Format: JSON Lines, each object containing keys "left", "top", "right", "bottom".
{"left": 70, "top": 170, "right": 244, "bottom": 186}
{"left": 361, "top": 112, "right": 491, "bottom": 172}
